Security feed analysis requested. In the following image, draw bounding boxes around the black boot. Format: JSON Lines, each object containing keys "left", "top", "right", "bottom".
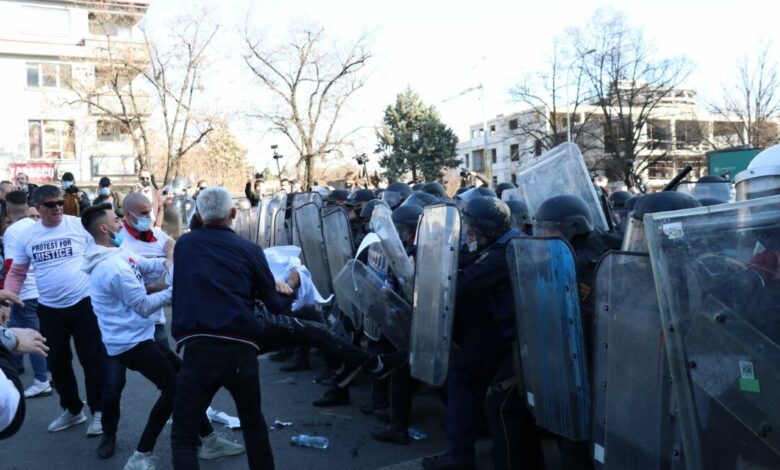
{"left": 96, "top": 435, "right": 116, "bottom": 459}
{"left": 312, "top": 386, "right": 350, "bottom": 407}
{"left": 371, "top": 423, "right": 410, "bottom": 445}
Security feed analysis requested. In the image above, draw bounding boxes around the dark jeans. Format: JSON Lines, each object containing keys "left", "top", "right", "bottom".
{"left": 103, "top": 340, "right": 213, "bottom": 453}
{"left": 38, "top": 297, "right": 106, "bottom": 414}
{"left": 172, "top": 339, "right": 274, "bottom": 470}
{"left": 8, "top": 299, "right": 49, "bottom": 382}
{"left": 154, "top": 323, "right": 171, "bottom": 352}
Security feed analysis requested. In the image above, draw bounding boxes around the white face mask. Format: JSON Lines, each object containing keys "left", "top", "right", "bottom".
{"left": 467, "top": 240, "right": 478, "bottom": 252}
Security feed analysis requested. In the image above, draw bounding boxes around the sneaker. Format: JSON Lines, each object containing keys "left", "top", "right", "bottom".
{"left": 198, "top": 433, "right": 245, "bottom": 460}
{"left": 124, "top": 451, "right": 155, "bottom": 470}
{"left": 87, "top": 411, "right": 103, "bottom": 436}
{"left": 97, "top": 435, "right": 116, "bottom": 459}
{"left": 48, "top": 409, "right": 88, "bottom": 432}
{"left": 24, "top": 379, "right": 53, "bottom": 398}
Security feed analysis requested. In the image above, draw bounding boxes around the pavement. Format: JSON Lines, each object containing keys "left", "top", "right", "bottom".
{"left": 4, "top": 320, "right": 463, "bottom": 470}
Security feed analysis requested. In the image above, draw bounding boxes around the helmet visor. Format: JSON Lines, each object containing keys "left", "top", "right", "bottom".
{"left": 621, "top": 217, "right": 647, "bottom": 252}
{"left": 381, "top": 190, "right": 402, "bottom": 208}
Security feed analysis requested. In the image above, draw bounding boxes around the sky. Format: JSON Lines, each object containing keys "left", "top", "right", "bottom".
{"left": 146, "top": 0, "right": 780, "bottom": 173}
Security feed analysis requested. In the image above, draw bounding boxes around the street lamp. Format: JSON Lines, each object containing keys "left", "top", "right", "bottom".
{"left": 565, "top": 48, "right": 597, "bottom": 143}
{"left": 271, "top": 145, "right": 283, "bottom": 183}
{"left": 355, "top": 153, "right": 370, "bottom": 189}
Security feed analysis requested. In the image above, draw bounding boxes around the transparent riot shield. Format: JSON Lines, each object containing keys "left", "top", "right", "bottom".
{"left": 646, "top": 196, "right": 780, "bottom": 469}
{"left": 321, "top": 206, "right": 354, "bottom": 285}
{"left": 591, "top": 252, "right": 679, "bottom": 469}
{"left": 291, "top": 192, "right": 323, "bottom": 247}
{"left": 232, "top": 208, "right": 254, "bottom": 241}
{"left": 257, "top": 195, "right": 272, "bottom": 248}
{"left": 172, "top": 194, "right": 195, "bottom": 233}
{"left": 269, "top": 190, "right": 288, "bottom": 246}
{"left": 507, "top": 237, "right": 591, "bottom": 440}
{"left": 370, "top": 204, "right": 415, "bottom": 302}
{"left": 409, "top": 205, "right": 460, "bottom": 387}
{"left": 501, "top": 187, "right": 521, "bottom": 202}
{"left": 676, "top": 181, "right": 734, "bottom": 202}
{"left": 295, "top": 202, "right": 332, "bottom": 297}
{"left": 514, "top": 142, "right": 608, "bottom": 231}
{"left": 332, "top": 260, "right": 412, "bottom": 350}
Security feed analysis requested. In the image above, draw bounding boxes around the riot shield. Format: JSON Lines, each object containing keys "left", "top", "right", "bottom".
{"left": 646, "top": 196, "right": 780, "bottom": 469}
{"left": 257, "top": 195, "right": 272, "bottom": 248}
{"left": 676, "top": 181, "right": 734, "bottom": 202}
{"left": 409, "top": 205, "right": 460, "bottom": 387}
{"left": 269, "top": 190, "right": 288, "bottom": 246}
{"left": 173, "top": 194, "right": 195, "bottom": 233}
{"left": 232, "top": 208, "right": 254, "bottom": 241}
{"left": 514, "top": 142, "right": 609, "bottom": 231}
{"left": 507, "top": 237, "right": 591, "bottom": 440}
{"left": 295, "top": 202, "right": 332, "bottom": 297}
{"left": 591, "top": 252, "right": 678, "bottom": 468}
{"left": 500, "top": 187, "right": 521, "bottom": 202}
{"left": 370, "top": 204, "right": 415, "bottom": 302}
{"left": 321, "top": 206, "right": 354, "bottom": 285}
{"left": 291, "top": 192, "right": 323, "bottom": 247}
{"left": 332, "top": 260, "right": 412, "bottom": 350}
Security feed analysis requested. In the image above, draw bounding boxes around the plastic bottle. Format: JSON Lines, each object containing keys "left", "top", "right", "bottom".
{"left": 407, "top": 427, "right": 428, "bottom": 441}
{"left": 290, "top": 434, "right": 330, "bottom": 449}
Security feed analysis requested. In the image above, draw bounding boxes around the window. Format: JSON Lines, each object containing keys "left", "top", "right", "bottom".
{"left": 509, "top": 119, "right": 518, "bottom": 131}
{"left": 28, "top": 120, "right": 75, "bottom": 160}
{"left": 97, "top": 120, "right": 131, "bottom": 142}
{"left": 534, "top": 140, "right": 543, "bottom": 156}
{"left": 675, "top": 120, "right": 707, "bottom": 148}
{"left": 471, "top": 150, "right": 485, "bottom": 172}
{"left": 88, "top": 13, "right": 132, "bottom": 38}
{"left": 510, "top": 143, "right": 520, "bottom": 162}
{"left": 492, "top": 176, "right": 498, "bottom": 186}
{"left": 491, "top": 148, "right": 497, "bottom": 164}
{"left": 465, "top": 154, "right": 470, "bottom": 168}
{"left": 26, "top": 63, "right": 72, "bottom": 89}
{"left": 511, "top": 173, "right": 517, "bottom": 185}
{"left": 490, "top": 125, "right": 496, "bottom": 134}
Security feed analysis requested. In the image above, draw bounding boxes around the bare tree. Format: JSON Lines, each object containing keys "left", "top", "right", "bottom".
{"left": 509, "top": 43, "right": 598, "bottom": 155}
{"left": 570, "top": 9, "right": 691, "bottom": 188}
{"left": 243, "top": 25, "right": 371, "bottom": 189}
{"left": 709, "top": 42, "right": 780, "bottom": 149}
{"left": 68, "top": 13, "right": 216, "bottom": 184}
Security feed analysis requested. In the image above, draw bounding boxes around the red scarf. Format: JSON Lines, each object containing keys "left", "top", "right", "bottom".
{"left": 123, "top": 219, "right": 158, "bottom": 243}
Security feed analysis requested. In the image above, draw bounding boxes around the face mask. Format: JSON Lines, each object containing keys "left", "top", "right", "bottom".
{"left": 18, "top": 184, "right": 28, "bottom": 192}
{"left": 100, "top": 187, "right": 110, "bottom": 196}
{"left": 467, "top": 240, "right": 478, "bottom": 252}
{"left": 131, "top": 213, "right": 153, "bottom": 232}
{"left": 62, "top": 181, "right": 73, "bottom": 189}
{"left": 108, "top": 229, "right": 124, "bottom": 247}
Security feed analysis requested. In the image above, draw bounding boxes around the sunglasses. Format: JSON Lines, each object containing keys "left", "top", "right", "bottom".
{"left": 41, "top": 200, "right": 65, "bottom": 209}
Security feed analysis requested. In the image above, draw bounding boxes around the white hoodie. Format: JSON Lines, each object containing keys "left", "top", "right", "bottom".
{"left": 82, "top": 244, "right": 171, "bottom": 356}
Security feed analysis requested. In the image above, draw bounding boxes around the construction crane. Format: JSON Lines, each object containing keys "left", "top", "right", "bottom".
{"left": 441, "top": 82, "right": 492, "bottom": 187}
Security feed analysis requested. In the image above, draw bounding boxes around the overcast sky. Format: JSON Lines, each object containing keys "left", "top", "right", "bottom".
{"left": 148, "top": 0, "right": 780, "bottom": 172}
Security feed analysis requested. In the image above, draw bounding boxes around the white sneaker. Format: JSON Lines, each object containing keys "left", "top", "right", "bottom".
{"left": 86, "top": 411, "right": 103, "bottom": 436}
{"left": 24, "top": 379, "right": 52, "bottom": 398}
{"left": 124, "top": 451, "right": 156, "bottom": 470}
{"left": 198, "top": 433, "right": 245, "bottom": 460}
{"left": 48, "top": 409, "right": 88, "bottom": 432}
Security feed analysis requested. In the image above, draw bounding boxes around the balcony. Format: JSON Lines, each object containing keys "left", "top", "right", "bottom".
{"left": 88, "top": 92, "right": 151, "bottom": 117}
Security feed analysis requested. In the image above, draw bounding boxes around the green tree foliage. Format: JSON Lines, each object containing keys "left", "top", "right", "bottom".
{"left": 376, "top": 88, "right": 460, "bottom": 182}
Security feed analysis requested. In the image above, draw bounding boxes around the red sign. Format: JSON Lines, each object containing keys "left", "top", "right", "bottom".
{"left": 9, "top": 163, "right": 56, "bottom": 182}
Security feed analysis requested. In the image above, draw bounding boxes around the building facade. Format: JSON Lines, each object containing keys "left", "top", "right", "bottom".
{"left": 0, "top": 0, "right": 148, "bottom": 186}
{"left": 456, "top": 87, "right": 776, "bottom": 190}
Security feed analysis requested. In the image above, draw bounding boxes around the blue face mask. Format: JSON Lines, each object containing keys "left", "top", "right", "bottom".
{"left": 131, "top": 213, "right": 153, "bottom": 232}
{"left": 100, "top": 187, "right": 110, "bottom": 196}
{"left": 109, "top": 230, "right": 124, "bottom": 247}
{"left": 62, "top": 181, "right": 73, "bottom": 189}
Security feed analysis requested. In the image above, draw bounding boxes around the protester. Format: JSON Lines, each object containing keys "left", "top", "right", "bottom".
{"left": 135, "top": 171, "right": 165, "bottom": 228}
{"left": 1, "top": 191, "right": 51, "bottom": 399}
{"left": 92, "top": 177, "right": 123, "bottom": 217}
{"left": 60, "top": 173, "right": 91, "bottom": 217}
{"left": 3, "top": 185, "right": 106, "bottom": 435}
{"left": 80, "top": 204, "right": 243, "bottom": 467}
{"left": 170, "top": 186, "right": 293, "bottom": 469}
{"left": 13, "top": 173, "right": 37, "bottom": 205}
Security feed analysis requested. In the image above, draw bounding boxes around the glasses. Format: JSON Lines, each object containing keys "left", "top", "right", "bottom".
{"left": 41, "top": 200, "right": 65, "bottom": 209}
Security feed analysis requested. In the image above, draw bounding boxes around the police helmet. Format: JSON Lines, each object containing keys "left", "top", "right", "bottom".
{"left": 622, "top": 192, "right": 701, "bottom": 252}
{"left": 533, "top": 195, "right": 593, "bottom": 241}
{"left": 462, "top": 196, "right": 512, "bottom": 240}
{"left": 505, "top": 200, "right": 532, "bottom": 230}
{"left": 327, "top": 189, "right": 350, "bottom": 203}
{"left": 381, "top": 182, "right": 413, "bottom": 209}
{"left": 608, "top": 190, "right": 633, "bottom": 209}
{"left": 349, "top": 189, "right": 376, "bottom": 203}
{"left": 735, "top": 144, "right": 780, "bottom": 201}
{"left": 391, "top": 204, "right": 423, "bottom": 239}
{"left": 360, "top": 199, "right": 388, "bottom": 220}
{"left": 400, "top": 191, "right": 439, "bottom": 208}
{"left": 495, "top": 182, "right": 516, "bottom": 200}
{"left": 421, "top": 182, "right": 447, "bottom": 198}
{"left": 411, "top": 183, "right": 424, "bottom": 191}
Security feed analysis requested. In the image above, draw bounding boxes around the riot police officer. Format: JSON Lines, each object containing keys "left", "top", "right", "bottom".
{"left": 382, "top": 182, "right": 413, "bottom": 209}
{"left": 505, "top": 200, "right": 532, "bottom": 235}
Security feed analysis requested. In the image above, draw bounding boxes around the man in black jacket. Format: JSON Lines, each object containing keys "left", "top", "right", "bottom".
{"left": 171, "top": 186, "right": 293, "bottom": 470}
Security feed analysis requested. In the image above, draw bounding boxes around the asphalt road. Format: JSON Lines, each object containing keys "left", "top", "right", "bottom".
{"left": 2, "top": 322, "right": 462, "bottom": 470}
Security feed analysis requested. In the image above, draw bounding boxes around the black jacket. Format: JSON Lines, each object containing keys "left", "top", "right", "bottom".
{"left": 171, "top": 225, "right": 291, "bottom": 350}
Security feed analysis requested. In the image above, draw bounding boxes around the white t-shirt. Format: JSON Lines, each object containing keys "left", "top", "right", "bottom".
{"left": 14, "top": 215, "right": 92, "bottom": 308}
{"left": 3, "top": 218, "right": 39, "bottom": 301}
{"left": 119, "top": 226, "right": 170, "bottom": 324}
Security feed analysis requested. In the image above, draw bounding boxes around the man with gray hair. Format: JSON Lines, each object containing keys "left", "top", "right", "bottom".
{"left": 171, "top": 186, "right": 294, "bottom": 469}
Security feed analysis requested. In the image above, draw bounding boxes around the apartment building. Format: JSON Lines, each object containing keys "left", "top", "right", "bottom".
{"left": 455, "top": 87, "right": 774, "bottom": 190}
{"left": 0, "top": 0, "right": 148, "bottom": 186}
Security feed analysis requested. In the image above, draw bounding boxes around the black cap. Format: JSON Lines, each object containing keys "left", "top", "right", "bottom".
{"left": 99, "top": 177, "right": 111, "bottom": 187}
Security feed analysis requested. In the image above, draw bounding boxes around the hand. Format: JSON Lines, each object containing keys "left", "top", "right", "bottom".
{"left": 0, "top": 290, "right": 24, "bottom": 308}
{"left": 275, "top": 280, "right": 294, "bottom": 296}
{"left": 10, "top": 328, "right": 48, "bottom": 356}
{"left": 286, "top": 270, "right": 301, "bottom": 289}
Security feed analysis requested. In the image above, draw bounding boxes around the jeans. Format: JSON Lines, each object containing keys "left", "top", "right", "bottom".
{"left": 103, "top": 340, "right": 213, "bottom": 453}
{"left": 8, "top": 299, "right": 49, "bottom": 382}
{"left": 172, "top": 338, "right": 274, "bottom": 470}
{"left": 154, "top": 323, "right": 171, "bottom": 352}
{"left": 37, "top": 297, "right": 106, "bottom": 414}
